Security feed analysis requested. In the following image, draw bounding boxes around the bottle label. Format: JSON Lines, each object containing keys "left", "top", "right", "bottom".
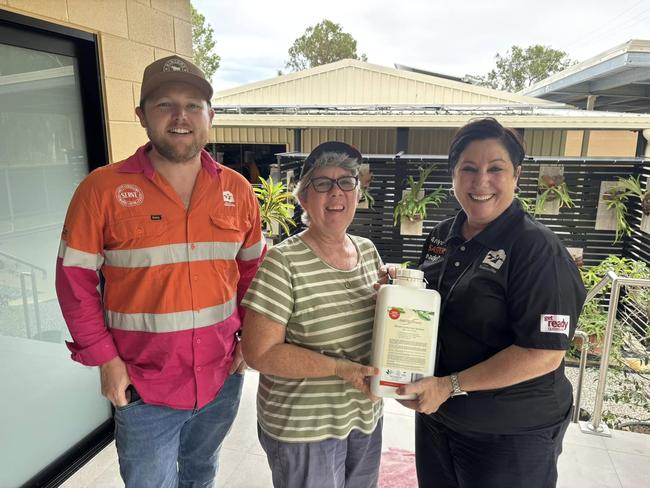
{"left": 379, "top": 306, "right": 435, "bottom": 387}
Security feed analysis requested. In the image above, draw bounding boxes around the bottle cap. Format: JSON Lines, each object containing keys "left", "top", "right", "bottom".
{"left": 396, "top": 268, "right": 424, "bottom": 282}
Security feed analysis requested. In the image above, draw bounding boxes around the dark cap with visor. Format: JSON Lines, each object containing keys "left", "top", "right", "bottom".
{"left": 139, "top": 55, "right": 213, "bottom": 105}
{"left": 299, "top": 141, "right": 362, "bottom": 179}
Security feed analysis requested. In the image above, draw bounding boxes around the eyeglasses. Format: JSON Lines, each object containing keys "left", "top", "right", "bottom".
{"left": 308, "top": 176, "right": 359, "bottom": 193}
{"left": 300, "top": 141, "right": 362, "bottom": 179}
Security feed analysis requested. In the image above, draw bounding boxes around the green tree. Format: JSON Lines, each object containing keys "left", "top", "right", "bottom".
{"left": 286, "top": 19, "right": 367, "bottom": 71}
{"left": 476, "top": 45, "right": 575, "bottom": 92}
{"left": 191, "top": 3, "right": 220, "bottom": 80}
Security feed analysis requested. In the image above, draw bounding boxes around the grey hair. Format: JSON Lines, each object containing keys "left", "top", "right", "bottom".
{"left": 293, "top": 151, "right": 360, "bottom": 226}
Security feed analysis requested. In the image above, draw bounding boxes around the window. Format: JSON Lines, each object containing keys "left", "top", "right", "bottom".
{"left": 0, "top": 10, "right": 111, "bottom": 487}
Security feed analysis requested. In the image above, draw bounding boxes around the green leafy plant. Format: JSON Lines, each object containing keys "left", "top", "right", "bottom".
{"left": 359, "top": 186, "right": 375, "bottom": 209}
{"left": 575, "top": 255, "right": 650, "bottom": 430}
{"left": 253, "top": 176, "right": 296, "bottom": 236}
{"left": 393, "top": 165, "right": 446, "bottom": 226}
{"left": 578, "top": 255, "right": 650, "bottom": 354}
{"left": 535, "top": 174, "right": 575, "bottom": 215}
{"left": 604, "top": 176, "right": 649, "bottom": 243}
{"left": 515, "top": 194, "right": 534, "bottom": 214}
{"left": 358, "top": 164, "right": 374, "bottom": 209}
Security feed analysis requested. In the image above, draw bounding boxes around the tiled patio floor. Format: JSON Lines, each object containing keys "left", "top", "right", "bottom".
{"left": 61, "top": 371, "right": 650, "bottom": 488}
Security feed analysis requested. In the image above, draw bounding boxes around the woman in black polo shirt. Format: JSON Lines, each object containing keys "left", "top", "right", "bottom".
{"left": 396, "top": 118, "right": 586, "bottom": 488}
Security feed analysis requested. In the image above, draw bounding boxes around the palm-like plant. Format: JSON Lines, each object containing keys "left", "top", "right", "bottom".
{"left": 605, "top": 176, "right": 648, "bottom": 243}
{"left": 393, "top": 165, "right": 446, "bottom": 225}
{"left": 535, "top": 174, "right": 575, "bottom": 215}
{"left": 253, "top": 176, "right": 296, "bottom": 236}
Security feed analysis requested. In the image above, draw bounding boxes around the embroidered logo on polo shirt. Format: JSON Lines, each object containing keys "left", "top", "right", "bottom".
{"left": 480, "top": 249, "right": 506, "bottom": 271}
{"left": 115, "top": 184, "right": 144, "bottom": 207}
{"left": 540, "top": 314, "right": 570, "bottom": 336}
{"left": 223, "top": 191, "right": 235, "bottom": 207}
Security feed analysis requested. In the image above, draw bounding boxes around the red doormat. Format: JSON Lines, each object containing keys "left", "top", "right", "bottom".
{"left": 378, "top": 448, "right": 418, "bottom": 488}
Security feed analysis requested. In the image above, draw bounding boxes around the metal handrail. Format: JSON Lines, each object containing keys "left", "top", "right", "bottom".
{"left": 577, "top": 271, "right": 650, "bottom": 436}
{"left": 0, "top": 249, "right": 47, "bottom": 278}
{"left": 19, "top": 271, "right": 43, "bottom": 339}
{"left": 571, "top": 330, "right": 589, "bottom": 423}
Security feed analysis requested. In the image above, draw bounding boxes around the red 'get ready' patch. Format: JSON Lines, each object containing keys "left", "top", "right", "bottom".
{"left": 540, "top": 314, "right": 570, "bottom": 336}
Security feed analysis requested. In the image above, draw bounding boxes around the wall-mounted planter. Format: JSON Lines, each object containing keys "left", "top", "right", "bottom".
{"left": 536, "top": 165, "right": 566, "bottom": 215}
{"left": 595, "top": 181, "right": 619, "bottom": 232}
{"left": 397, "top": 189, "right": 425, "bottom": 236}
{"left": 357, "top": 163, "right": 373, "bottom": 210}
{"left": 641, "top": 176, "right": 650, "bottom": 235}
{"left": 400, "top": 217, "right": 424, "bottom": 236}
{"left": 566, "top": 247, "right": 584, "bottom": 268}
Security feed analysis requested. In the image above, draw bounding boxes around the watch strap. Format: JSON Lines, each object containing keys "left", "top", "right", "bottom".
{"left": 450, "top": 372, "right": 468, "bottom": 397}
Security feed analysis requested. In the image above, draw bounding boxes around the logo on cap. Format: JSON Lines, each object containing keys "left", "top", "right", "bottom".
{"left": 163, "top": 58, "right": 189, "bottom": 73}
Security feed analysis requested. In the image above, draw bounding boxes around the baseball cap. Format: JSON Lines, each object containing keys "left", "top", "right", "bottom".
{"left": 300, "top": 141, "right": 363, "bottom": 179}
{"left": 139, "top": 55, "right": 213, "bottom": 105}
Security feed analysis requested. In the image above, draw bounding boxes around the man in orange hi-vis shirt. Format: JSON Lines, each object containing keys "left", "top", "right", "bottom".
{"left": 55, "top": 56, "right": 265, "bottom": 488}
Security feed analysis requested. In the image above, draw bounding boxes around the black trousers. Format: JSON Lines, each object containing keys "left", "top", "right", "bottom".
{"left": 415, "top": 412, "right": 571, "bottom": 488}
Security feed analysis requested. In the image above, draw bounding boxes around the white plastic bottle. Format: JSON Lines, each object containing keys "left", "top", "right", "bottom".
{"left": 370, "top": 268, "right": 441, "bottom": 399}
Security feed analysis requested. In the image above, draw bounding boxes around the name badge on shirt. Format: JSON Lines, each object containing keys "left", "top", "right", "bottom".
{"left": 540, "top": 314, "right": 570, "bottom": 336}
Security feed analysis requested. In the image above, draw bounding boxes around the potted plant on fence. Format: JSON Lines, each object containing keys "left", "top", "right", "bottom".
{"left": 393, "top": 164, "right": 446, "bottom": 236}
{"left": 535, "top": 174, "right": 575, "bottom": 215}
{"left": 604, "top": 175, "right": 650, "bottom": 243}
{"left": 254, "top": 176, "right": 296, "bottom": 247}
{"left": 357, "top": 164, "right": 375, "bottom": 209}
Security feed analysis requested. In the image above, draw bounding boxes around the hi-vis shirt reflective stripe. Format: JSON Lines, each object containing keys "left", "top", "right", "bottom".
{"left": 58, "top": 234, "right": 265, "bottom": 270}
{"left": 58, "top": 240, "right": 104, "bottom": 270}
{"left": 106, "top": 296, "right": 236, "bottom": 333}
{"left": 103, "top": 241, "right": 241, "bottom": 267}
{"left": 55, "top": 144, "right": 265, "bottom": 410}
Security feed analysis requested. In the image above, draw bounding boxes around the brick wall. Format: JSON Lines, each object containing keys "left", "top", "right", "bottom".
{"left": 1, "top": 0, "right": 193, "bottom": 162}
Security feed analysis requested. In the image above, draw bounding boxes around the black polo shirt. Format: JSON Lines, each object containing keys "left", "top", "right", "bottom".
{"left": 418, "top": 201, "right": 586, "bottom": 434}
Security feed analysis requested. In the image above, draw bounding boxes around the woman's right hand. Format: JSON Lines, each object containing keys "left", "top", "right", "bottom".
{"left": 396, "top": 376, "right": 452, "bottom": 414}
{"left": 373, "top": 265, "right": 398, "bottom": 292}
{"left": 335, "top": 359, "right": 380, "bottom": 401}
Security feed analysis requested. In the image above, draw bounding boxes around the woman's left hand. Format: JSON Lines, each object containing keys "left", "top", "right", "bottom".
{"left": 396, "top": 376, "right": 452, "bottom": 414}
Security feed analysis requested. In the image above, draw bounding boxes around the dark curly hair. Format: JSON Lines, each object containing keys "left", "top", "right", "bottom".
{"left": 448, "top": 118, "right": 525, "bottom": 174}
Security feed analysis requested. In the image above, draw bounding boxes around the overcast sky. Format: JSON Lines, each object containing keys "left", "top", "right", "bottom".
{"left": 193, "top": 0, "right": 650, "bottom": 92}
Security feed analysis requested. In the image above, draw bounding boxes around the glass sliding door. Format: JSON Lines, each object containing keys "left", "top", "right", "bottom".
{"left": 0, "top": 17, "right": 111, "bottom": 488}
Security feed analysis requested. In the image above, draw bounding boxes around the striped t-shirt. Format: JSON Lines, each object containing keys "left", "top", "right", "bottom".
{"left": 241, "top": 234, "right": 383, "bottom": 442}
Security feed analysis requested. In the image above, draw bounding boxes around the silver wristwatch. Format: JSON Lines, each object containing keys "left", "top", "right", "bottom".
{"left": 449, "top": 372, "right": 468, "bottom": 397}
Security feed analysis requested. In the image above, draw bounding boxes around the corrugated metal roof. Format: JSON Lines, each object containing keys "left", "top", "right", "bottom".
{"left": 521, "top": 40, "right": 650, "bottom": 113}
{"left": 211, "top": 104, "right": 650, "bottom": 129}
{"left": 213, "top": 59, "right": 561, "bottom": 107}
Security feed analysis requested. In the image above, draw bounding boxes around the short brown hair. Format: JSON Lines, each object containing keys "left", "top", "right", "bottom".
{"left": 448, "top": 118, "right": 525, "bottom": 174}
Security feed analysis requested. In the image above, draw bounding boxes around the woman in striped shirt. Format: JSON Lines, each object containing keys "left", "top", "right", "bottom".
{"left": 241, "top": 141, "right": 383, "bottom": 488}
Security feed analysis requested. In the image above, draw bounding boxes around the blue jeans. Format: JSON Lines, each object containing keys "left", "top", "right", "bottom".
{"left": 114, "top": 373, "right": 244, "bottom": 488}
